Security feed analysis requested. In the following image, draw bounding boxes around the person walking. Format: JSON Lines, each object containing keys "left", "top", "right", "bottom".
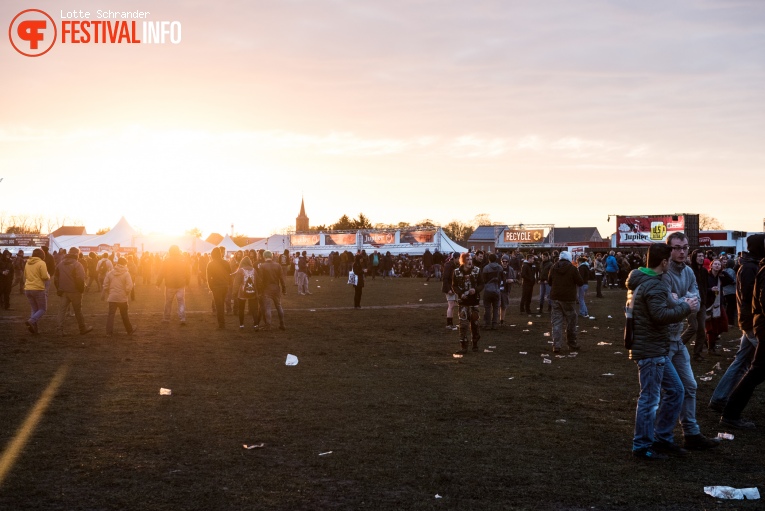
{"left": 577, "top": 256, "right": 590, "bottom": 317}
{"left": 102, "top": 257, "right": 136, "bottom": 336}
{"left": 0, "top": 250, "right": 13, "bottom": 310}
{"left": 258, "top": 250, "right": 287, "bottom": 330}
{"left": 156, "top": 245, "right": 190, "bottom": 325}
{"left": 352, "top": 253, "right": 365, "bottom": 308}
{"left": 23, "top": 248, "right": 50, "bottom": 334}
{"left": 452, "top": 253, "right": 484, "bottom": 354}
{"left": 231, "top": 256, "right": 259, "bottom": 329}
{"left": 54, "top": 247, "right": 94, "bottom": 336}
{"left": 207, "top": 247, "right": 231, "bottom": 329}
{"left": 481, "top": 253, "right": 503, "bottom": 329}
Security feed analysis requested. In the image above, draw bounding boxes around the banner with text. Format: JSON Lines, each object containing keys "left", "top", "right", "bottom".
{"left": 616, "top": 215, "right": 685, "bottom": 245}
{"left": 399, "top": 229, "right": 436, "bottom": 244}
{"left": 502, "top": 229, "right": 545, "bottom": 243}
{"left": 290, "top": 234, "right": 321, "bottom": 246}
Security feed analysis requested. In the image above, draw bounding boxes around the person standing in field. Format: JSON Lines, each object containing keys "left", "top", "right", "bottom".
{"left": 352, "top": 253, "right": 365, "bottom": 309}
{"left": 499, "top": 254, "right": 516, "bottom": 326}
{"left": 102, "top": 257, "right": 136, "bottom": 336}
{"left": 577, "top": 256, "right": 590, "bottom": 317}
{"left": 481, "top": 253, "right": 503, "bottom": 330}
{"left": 627, "top": 243, "right": 697, "bottom": 460}
{"left": 442, "top": 252, "right": 459, "bottom": 330}
{"left": 452, "top": 252, "right": 484, "bottom": 354}
{"left": 537, "top": 252, "right": 553, "bottom": 313}
{"left": 662, "top": 232, "right": 721, "bottom": 450}
{"left": 23, "top": 248, "right": 50, "bottom": 334}
{"left": 520, "top": 253, "right": 536, "bottom": 315}
{"left": 13, "top": 249, "right": 26, "bottom": 294}
{"left": 0, "top": 250, "right": 13, "bottom": 310}
{"left": 258, "top": 250, "right": 287, "bottom": 330}
{"left": 547, "top": 251, "right": 583, "bottom": 354}
{"left": 156, "top": 245, "right": 190, "bottom": 325}
{"left": 54, "top": 247, "right": 94, "bottom": 336}
{"left": 231, "top": 256, "right": 259, "bottom": 329}
{"left": 96, "top": 253, "right": 113, "bottom": 292}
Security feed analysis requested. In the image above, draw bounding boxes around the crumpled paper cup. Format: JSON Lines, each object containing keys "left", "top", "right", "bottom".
{"left": 704, "top": 486, "right": 760, "bottom": 500}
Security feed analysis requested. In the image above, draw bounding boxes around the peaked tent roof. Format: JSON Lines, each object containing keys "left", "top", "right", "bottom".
{"left": 217, "top": 234, "right": 244, "bottom": 252}
{"left": 241, "top": 235, "right": 290, "bottom": 253}
{"left": 84, "top": 217, "right": 139, "bottom": 247}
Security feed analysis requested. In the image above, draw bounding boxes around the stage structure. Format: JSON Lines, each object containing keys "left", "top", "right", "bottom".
{"left": 286, "top": 227, "right": 466, "bottom": 256}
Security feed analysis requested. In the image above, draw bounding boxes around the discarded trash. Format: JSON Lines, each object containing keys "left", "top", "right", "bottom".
{"left": 717, "top": 432, "right": 734, "bottom": 440}
{"left": 592, "top": 326, "right": 600, "bottom": 330}
{"left": 544, "top": 332, "right": 550, "bottom": 337}
{"left": 317, "top": 286, "right": 321, "bottom": 288}
{"left": 714, "top": 362, "right": 722, "bottom": 370}
{"left": 309, "top": 309, "right": 316, "bottom": 312}
{"left": 555, "top": 355, "right": 566, "bottom": 359}
{"left": 703, "top": 486, "right": 760, "bottom": 500}
{"left": 286, "top": 354, "right": 299, "bottom": 366}
{"left": 580, "top": 330, "right": 588, "bottom": 333}
{"left": 519, "top": 352, "right": 527, "bottom": 355}
{"left": 507, "top": 377, "right": 514, "bottom": 380}
{"left": 523, "top": 329, "right": 530, "bottom": 332}
{"left": 243, "top": 443, "right": 265, "bottom": 449}
{"left": 555, "top": 419, "right": 567, "bottom": 423}
{"left": 488, "top": 346, "right": 496, "bottom": 349}
{"left": 597, "top": 342, "right": 612, "bottom": 346}
{"left": 607, "top": 315, "right": 612, "bottom": 319}
{"left": 602, "top": 373, "right": 615, "bottom": 376}
{"left": 541, "top": 354, "right": 550, "bottom": 357}
{"left": 589, "top": 316, "right": 596, "bottom": 320}
{"left": 568, "top": 352, "right": 578, "bottom": 357}
{"left": 723, "top": 348, "right": 731, "bottom": 352}
{"left": 614, "top": 351, "right": 623, "bottom": 355}
{"left": 543, "top": 359, "right": 552, "bottom": 364}
{"left": 435, "top": 494, "right": 442, "bottom": 499}
{"left": 453, "top": 354, "right": 463, "bottom": 358}
{"left": 483, "top": 349, "right": 493, "bottom": 353}
{"left": 536, "top": 315, "right": 541, "bottom": 318}
{"left": 159, "top": 388, "right": 172, "bottom": 396}
{"left": 705, "top": 370, "right": 715, "bottom": 375}
{"left": 699, "top": 376, "right": 713, "bottom": 382}
{"left": 424, "top": 283, "right": 428, "bottom": 286}
{"left": 510, "top": 324, "right": 516, "bottom": 327}
{"left": 319, "top": 451, "right": 333, "bottom": 456}
{"left": 547, "top": 341, "right": 553, "bottom": 344}
{"left": 527, "top": 321, "right": 533, "bottom": 325}
{"left": 419, "top": 299, "right": 423, "bottom": 302}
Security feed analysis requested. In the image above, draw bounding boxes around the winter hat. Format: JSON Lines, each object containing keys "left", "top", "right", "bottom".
{"left": 117, "top": 257, "right": 127, "bottom": 265}
{"left": 263, "top": 250, "right": 273, "bottom": 260}
{"left": 747, "top": 234, "right": 765, "bottom": 259}
{"left": 559, "top": 251, "right": 572, "bottom": 262}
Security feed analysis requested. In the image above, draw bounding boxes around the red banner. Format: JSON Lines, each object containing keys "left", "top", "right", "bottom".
{"left": 290, "top": 234, "right": 320, "bottom": 246}
{"left": 400, "top": 230, "right": 435, "bottom": 244}
{"left": 327, "top": 233, "right": 357, "bottom": 245}
{"left": 616, "top": 215, "right": 685, "bottom": 245}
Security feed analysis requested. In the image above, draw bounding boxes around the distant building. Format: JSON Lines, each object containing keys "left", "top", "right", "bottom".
{"left": 467, "top": 225, "right": 508, "bottom": 253}
{"left": 296, "top": 197, "right": 309, "bottom": 232}
{"left": 50, "top": 225, "right": 87, "bottom": 237}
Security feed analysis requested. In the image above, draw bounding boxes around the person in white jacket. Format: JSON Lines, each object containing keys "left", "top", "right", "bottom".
{"left": 102, "top": 257, "right": 136, "bottom": 336}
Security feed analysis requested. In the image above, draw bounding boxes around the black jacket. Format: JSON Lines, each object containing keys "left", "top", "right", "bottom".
{"left": 737, "top": 254, "right": 762, "bottom": 332}
{"left": 54, "top": 254, "right": 85, "bottom": 294}
{"left": 626, "top": 268, "right": 692, "bottom": 360}
{"left": 549, "top": 260, "right": 584, "bottom": 301}
{"left": 452, "top": 265, "right": 483, "bottom": 306}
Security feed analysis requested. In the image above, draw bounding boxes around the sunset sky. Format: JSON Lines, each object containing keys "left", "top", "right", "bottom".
{"left": 1, "top": 0, "right": 763, "bottom": 238}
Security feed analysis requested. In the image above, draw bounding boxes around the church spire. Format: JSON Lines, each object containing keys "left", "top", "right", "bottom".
{"left": 296, "top": 196, "right": 309, "bottom": 232}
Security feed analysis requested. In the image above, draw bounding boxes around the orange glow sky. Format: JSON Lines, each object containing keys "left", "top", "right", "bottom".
{"left": 1, "top": 1, "right": 763, "bottom": 238}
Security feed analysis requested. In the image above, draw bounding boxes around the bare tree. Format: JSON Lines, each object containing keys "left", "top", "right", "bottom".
{"left": 185, "top": 227, "right": 203, "bottom": 238}
{"left": 472, "top": 213, "right": 491, "bottom": 227}
{"left": 32, "top": 215, "right": 45, "bottom": 234}
{"left": 699, "top": 214, "right": 724, "bottom": 230}
{"left": 0, "top": 211, "right": 7, "bottom": 233}
{"left": 96, "top": 227, "right": 111, "bottom": 235}
{"left": 443, "top": 220, "right": 475, "bottom": 244}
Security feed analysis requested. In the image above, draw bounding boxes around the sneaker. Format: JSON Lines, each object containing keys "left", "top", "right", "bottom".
{"left": 552, "top": 348, "right": 561, "bottom": 354}
{"left": 720, "top": 417, "right": 756, "bottom": 430}
{"left": 240, "top": 325, "right": 245, "bottom": 329}
{"left": 445, "top": 324, "right": 454, "bottom": 330}
{"left": 180, "top": 321, "right": 187, "bottom": 327}
{"left": 128, "top": 327, "right": 138, "bottom": 336}
{"left": 652, "top": 439, "right": 689, "bottom": 457}
{"left": 80, "top": 326, "right": 93, "bottom": 335}
{"left": 25, "top": 321, "right": 35, "bottom": 334}
{"left": 683, "top": 434, "right": 721, "bottom": 450}
{"left": 632, "top": 447, "right": 668, "bottom": 461}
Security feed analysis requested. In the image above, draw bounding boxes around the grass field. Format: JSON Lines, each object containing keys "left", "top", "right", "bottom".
{"left": 1, "top": 275, "right": 763, "bottom": 510}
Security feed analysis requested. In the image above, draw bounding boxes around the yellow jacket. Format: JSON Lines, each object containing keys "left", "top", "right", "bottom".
{"left": 24, "top": 257, "right": 50, "bottom": 290}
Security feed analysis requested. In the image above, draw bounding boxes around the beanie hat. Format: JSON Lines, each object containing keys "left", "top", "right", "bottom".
{"left": 559, "top": 251, "right": 572, "bottom": 262}
{"left": 263, "top": 250, "right": 273, "bottom": 260}
{"left": 747, "top": 234, "right": 765, "bottom": 259}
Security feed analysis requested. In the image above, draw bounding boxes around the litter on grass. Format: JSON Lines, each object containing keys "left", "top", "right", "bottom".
{"left": 527, "top": 321, "right": 533, "bottom": 325}
{"left": 704, "top": 486, "right": 760, "bottom": 500}
{"left": 543, "top": 359, "right": 552, "bottom": 364}
{"left": 319, "top": 451, "right": 333, "bottom": 456}
{"left": 547, "top": 341, "right": 554, "bottom": 344}
{"left": 607, "top": 315, "right": 613, "bottom": 319}
{"left": 488, "top": 346, "right": 496, "bottom": 349}
{"left": 602, "top": 373, "right": 615, "bottom": 376}
{"left": 580, "top": 330, "right": 588, "bottom": 333}
{"left": 286, "top": 354, "right": 299, "bottom": 366}
{"left": 592, "top": 326, "right": 600, "bottom": 330}
{"left": 541, "top": 354, "right": 550, "bottom": 357}
{"left": 714, "top": 362, "right": 722, "bottom": 370}
{"left": 597, "top": 342, "right": 612, "bottom": 346}
{"left": 589, "top": 316, "right": 596, "bottom": 319}
{"left": 159, "top": 388, "right": 172, "bottom": 396}
{"left": 453, "top": 354, "right": 463, "bottom": 358}
{"left": 519, "top": 352, "right": 528, "bottom": 355}
{"left": 523, "top": 329, "right": 530, "bottom": 332}
{"left": 614, "top": 352, "right": 623, "bottom": 355}
{"left": 510, "top": 324, "right": 516, "bottom": 327}
{"left": 243, "top": 443, "right": 265, "bottom": 449}
{"left": 705, "top": 370, "right": 715, "bottom": 375}
{"left": 717, "top": 432, "right": 734, "bottom": 440}
{"left": 555, "top": 355, "right": 566, "bottom": 359}
{"left": 544, "top": 332, "right": 550, "bottom": 337}
{"left": 555, "top": 419, "right": 567, "bottom": 423}
{"left": 699, "top": 376, "right": 713, "bottom": 382}
{"left": 568, "top": 352, "right": 578, "bottom": 357}
{"left": 435, "top": 494, "right": 442, "bottom": 499}
{"left": 484, "top": 349, "right": 493, "bottom": 353}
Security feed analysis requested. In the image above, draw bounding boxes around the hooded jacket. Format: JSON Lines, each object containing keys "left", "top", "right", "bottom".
{"left": 662, "top": 260, "right": 699, "bottom": 342}
{"left": 0, "top": 250, "right": 13, "bottom": 284}
{"left": 207, "top": 251, "right": 231, "bottom": 290}
{"left": 54, "top": 254, "right": 86, "bottom": 294}
{"left": 626, "top": 268, "right": 692, "bottom": 360}
{"left": 738, "top": 234, "right": 765, "bottom": 332}
{"left": 549, "top": 259, "right": 584, "bottom": 301}
{"left": 157, "top": 253, "right": 190, "bottom": 288}
{"left": 102, "top": 264, "right": 134, "bottom": 303}
{"left": 23, "top": 256, "right": 50, "bottom": 291}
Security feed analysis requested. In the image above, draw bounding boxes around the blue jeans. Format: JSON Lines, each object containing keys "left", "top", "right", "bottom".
{"left": 667, "top": 340, "right": 700, "bottom": 436}
{"left": 710, "top": 331, "right": 758, "bottom": 408}
{"left": 25, "top": 289, "right": 47, "bottom": 325}
{"left": 633, "top": 356, "right": 684, "bottom": 451}
{"left": 577, "top": 284, "right": 589, "bottom": 316}
{"left": 538, "top": 282, "right": 550, "bottom": 309}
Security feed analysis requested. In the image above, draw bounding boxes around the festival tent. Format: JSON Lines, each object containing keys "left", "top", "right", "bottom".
{"left": 217, "top": 234, "right": 244, "bottom": 254}
{"left": 285, "top": 228, "right": 467, "bottom": 257}
{"left": 133, "top": 235, "right": 216, "bottom": 255}
{"left": 241, "top": 235, "right": 290, "bottom": 254}
{"left": 81, "top": 216, "right": 140, "bottom": 249}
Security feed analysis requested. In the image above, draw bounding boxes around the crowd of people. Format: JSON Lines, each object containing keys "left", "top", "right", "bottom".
{"left": 4, "top": 233, "right": 764, "bottom": 462}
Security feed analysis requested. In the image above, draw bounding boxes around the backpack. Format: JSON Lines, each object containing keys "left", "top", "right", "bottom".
{"left": 98, "top": 260, "right": 109, "bottom": 277}
{"left": 623, "top": 284, "right": 643, "bottom": 349}
{"left": 242, "top": 269, "right": 257, "bottom": 297}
